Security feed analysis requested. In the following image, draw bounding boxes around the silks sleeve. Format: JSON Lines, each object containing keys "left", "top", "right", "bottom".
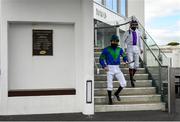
{"left": 122, "top": 31, "right": 129, "bottom": 49}
{"left": 99, "top": 49, "right": 107, "bottom": 68}
{"left": 120, "top": 48, "right": 128, "bottom": 62}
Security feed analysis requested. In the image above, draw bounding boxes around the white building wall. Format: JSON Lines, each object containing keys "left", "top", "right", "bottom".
{"left": 8, "top": 23, "right": 76, "bottom": 90}
{"left": 0, "top": 0, "right": 94, "bottom": 115}
{"left": 81, "top": 0, "right": 94, "bottom": 115}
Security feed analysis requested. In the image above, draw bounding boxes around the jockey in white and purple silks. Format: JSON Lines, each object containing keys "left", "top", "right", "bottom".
{"left": 122, "top": 20, "right": 143, "bottom": 87}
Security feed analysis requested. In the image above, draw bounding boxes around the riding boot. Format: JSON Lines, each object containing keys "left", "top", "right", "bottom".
{"left": 132, "top": 69, "right": 137, "bottom": 82}
{"left": 129, "top": 68, "right": 135, "bottom": 87}
{"left": 114, "top": 86, "right": 123, "bottom": 101}
{"left": 107, "top": 90, "right": 113, "bottom": 105}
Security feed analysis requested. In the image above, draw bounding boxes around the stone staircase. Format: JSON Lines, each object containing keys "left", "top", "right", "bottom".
{"left": 94, "top": 48, "right": 166, "bottom": 112}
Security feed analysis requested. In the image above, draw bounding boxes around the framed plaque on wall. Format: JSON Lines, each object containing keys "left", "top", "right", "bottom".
{"left": 33, "top": 30, "right": 53, "bottom": 56}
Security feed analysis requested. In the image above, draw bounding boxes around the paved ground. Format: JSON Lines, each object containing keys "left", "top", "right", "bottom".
{"left": 0, "top": 99, "right": 180, "bottom": 121}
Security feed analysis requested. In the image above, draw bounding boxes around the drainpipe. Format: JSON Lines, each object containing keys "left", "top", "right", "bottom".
{"left": 117, "top": 0, "right": 121, "bottom": 14}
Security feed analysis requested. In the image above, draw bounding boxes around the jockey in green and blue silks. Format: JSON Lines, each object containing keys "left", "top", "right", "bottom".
{"left": 99, "top": 34, "right": 128, "bottom": 105}
{"left": 99, "top": 35, "right": 128, "bottom": 68}
{"left": 99, "top": 46, "right": 127, "bottom": 68}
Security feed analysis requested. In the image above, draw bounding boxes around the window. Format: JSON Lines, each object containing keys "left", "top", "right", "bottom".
{"left": 121, "top": 0, "right": 126, "bottom": 16}
{"left": 106, "top": 0, "right": 117, "bottom": 13}
{"left": 112, "top": 0, "right": 117, "bottom": 13}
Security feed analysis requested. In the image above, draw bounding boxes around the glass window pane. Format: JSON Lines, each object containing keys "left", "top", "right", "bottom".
{"left": 112, "top": 0, "right": 117, "bottom": 12}
{"left": 121, "top": 0, "right": 126, "bottom": 16}
{"left": 106, "top": 0, "right": 118, "bottom": 13}
{"left": 106, "top": 0, "right": 113, "bottom": 10}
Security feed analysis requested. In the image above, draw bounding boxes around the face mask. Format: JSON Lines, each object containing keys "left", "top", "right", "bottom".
{"left": 131, "top": 27, "right": 136, "bottom": 31}
{"left": 111, "top": 43, "right": 118, "bottom": 47}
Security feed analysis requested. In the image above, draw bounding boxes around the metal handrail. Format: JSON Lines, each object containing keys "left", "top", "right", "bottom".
{"left": 94, "top": 21, "right": 129, "bottom": 30}
{"left": 141, "top": 37, "right": 162, "bottom": 66}
{"left": 137, "top": 21, "right": 168, "bottom": 59}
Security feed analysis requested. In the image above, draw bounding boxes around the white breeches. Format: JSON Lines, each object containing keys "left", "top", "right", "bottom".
{"left": 127, "top": 52, "right": 140, "bottom": 69}
{"left": 107, "top": 65, "right": 127, "bottom": 91}
{"left": 127, "top": 46, "right": 140, "bottom": 69}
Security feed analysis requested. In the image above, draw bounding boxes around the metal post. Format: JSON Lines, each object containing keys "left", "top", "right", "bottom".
{"left": 168, "top": 58, "right": 176, "bottom": 114}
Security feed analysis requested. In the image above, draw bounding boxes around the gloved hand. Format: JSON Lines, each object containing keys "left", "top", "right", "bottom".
{"left": 104, "top": 67, "right": 109, "bottom": 72}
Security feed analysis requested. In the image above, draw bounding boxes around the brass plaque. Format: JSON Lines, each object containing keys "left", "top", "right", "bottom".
{"left": 33, "top": 30, "right": 53, "bottom": 56}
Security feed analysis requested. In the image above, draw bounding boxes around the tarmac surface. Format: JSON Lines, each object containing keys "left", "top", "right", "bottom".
{"left": 0, "top": 99, "right": 180, "bottom": 121}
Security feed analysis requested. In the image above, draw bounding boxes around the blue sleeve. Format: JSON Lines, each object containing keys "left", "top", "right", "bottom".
{"left": 99, "top": 48, "right": 107, "bottom": 68}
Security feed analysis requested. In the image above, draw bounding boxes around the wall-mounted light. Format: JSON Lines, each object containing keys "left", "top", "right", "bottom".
{"left": 86, "top": 80, "right": 92, "bottom": 103}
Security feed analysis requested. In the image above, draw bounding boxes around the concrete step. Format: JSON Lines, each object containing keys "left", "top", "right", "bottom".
{"left": 95, "top": 102, "right": 166, "bottom": 112}
{"left": 95, "top": 80, "right": 152, "bottom": 88}
{"left": 94, "top": 87, "right": 156, "bottom": 96}
{"left": 95, "top": 94, "right": 161, "bottom": 104}
{"left": 95, "top": 74, "right": 149, "bottom": 81}
{"left": 94, "top": 68, "right": 146, "bottom": 74}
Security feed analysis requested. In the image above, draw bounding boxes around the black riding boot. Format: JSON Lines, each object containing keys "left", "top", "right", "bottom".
{"left": 107, "top": 90, "right": 113, "bottom": 105}
{"left": 114, "top": 86, "right": 123, "bottom": 101}
{"left": 132, "top": 69, "right": 137, "bottom": 82}
{"left": 129, "top": 68, "right": 135, "bottom": 87}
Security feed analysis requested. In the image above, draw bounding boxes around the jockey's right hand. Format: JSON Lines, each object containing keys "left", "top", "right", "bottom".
{"left": 104, "top": 67, "right": 109, "bottom": 72}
